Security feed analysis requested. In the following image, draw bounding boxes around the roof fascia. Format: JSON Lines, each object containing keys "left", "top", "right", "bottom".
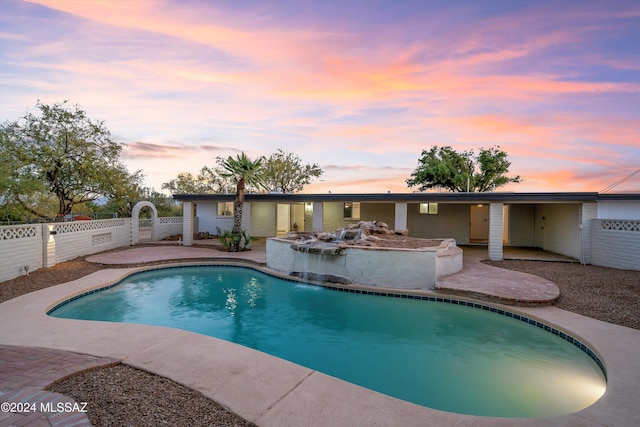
{"left": 173, "top": 192, "right": 604, "bottom": 203}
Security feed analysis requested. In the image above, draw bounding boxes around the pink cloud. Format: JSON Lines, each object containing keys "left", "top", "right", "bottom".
{"left": 123, "top": 141, "right": 242, "bottom": 160}
{"left": 10, "top": 1, "right": 638, "bottom": 195}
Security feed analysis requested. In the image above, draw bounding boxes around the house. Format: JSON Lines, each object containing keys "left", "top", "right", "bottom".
{"left": 173, "top": 192, "right": 640, "bottom": 270}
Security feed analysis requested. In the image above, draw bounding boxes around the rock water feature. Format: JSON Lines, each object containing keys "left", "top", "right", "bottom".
{"left": 266, "top": 221, "right": 463, "bottom": 289}
{"left": 288, "top": 221, "right": 405, "bottom": 255}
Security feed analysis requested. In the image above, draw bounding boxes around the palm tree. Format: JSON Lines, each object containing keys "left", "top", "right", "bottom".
{"left": 220, "top": 152, "right": 265, "bottom": 250}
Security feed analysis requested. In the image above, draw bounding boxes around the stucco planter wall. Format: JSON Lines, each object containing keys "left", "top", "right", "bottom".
{"left": 266, "top": 237, "right": 462, "bottom": 289}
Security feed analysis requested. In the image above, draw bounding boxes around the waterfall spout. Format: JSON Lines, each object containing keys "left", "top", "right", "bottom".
{"left": 290, "top": 240, "right": 347, "bottom": 255}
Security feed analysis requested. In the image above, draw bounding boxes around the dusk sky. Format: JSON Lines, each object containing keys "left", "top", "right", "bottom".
{"left": 1, "top": 0, "right": 639, "bottom": 194}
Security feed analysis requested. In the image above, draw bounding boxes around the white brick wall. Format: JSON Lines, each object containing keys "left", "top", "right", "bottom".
{"left": 0, "top": 224, "right": 43, "bottom": 282}
{"left": 488, "top": 203, "right": 504, "bottom": 261}
{"left": 0, "top": 216, "right": 192, "bottom": 282}
{"left": 156, "top": 217, "right": 183, "bottom": 239}
{"left": 0, "top": 219, "right": 131, "bottom": 282}
{"left": 580, "top": 203, "right": 597, "bottom": 264}
{"left": 182, "top": 202, "right": 194, "bottom": 245}
{"left": 51, "top": 219, "right": 131, "bottom": 263}
{"left": 591, "top": 219, "right": 640, "bottom": 270}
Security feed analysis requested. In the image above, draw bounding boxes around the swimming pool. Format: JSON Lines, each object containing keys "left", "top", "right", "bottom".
{"left": 49, "top": 265, "right": 606, "bottom": 417}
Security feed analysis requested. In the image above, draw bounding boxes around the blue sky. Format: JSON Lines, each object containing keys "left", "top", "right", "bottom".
{"left": 1, "top": 0, "right": 639, "bottom": 193}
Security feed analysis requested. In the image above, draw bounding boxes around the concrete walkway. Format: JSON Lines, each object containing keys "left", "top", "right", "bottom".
{"left": 86, "top": 245, "right": 267, "bottom": 266}
{"left": 1, "top": 243, "right": 639, "bottom": 426}
{"left": 436, "top": 246, "right": 560, "bottom": 305}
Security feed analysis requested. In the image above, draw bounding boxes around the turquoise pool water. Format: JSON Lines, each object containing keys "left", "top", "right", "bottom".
{"left": 49, "top": 265, "right": 606, "bottom": 417}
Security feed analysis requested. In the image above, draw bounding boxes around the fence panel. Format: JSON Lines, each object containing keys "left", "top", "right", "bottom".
{"left": 156, "top": 217, "right": 183, "bottom": 240}
{"left": 51, "top": 219, "right": 131, "bottom": 264}
{"left": 0, "top": 225, "right": 43, "bottom": 282}
{"left": 591, "top": 219, "right": 640, "bottom": 270}
{"left": 0, "top": 217, "right": 185, "bottom": 282}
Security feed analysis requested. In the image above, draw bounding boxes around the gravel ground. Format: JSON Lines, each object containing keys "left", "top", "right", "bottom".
{"left": 483, "top": 259, "right": 640, "bottom": 330}
{"left": 47, "top": 364, "right": 255, "bottom": 427}
{"left": 1, "top": 250, "right": 638, "bottom": 426}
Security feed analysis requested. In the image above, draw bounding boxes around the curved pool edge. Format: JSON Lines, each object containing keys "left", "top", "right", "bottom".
{"left": 47, "top": 262, "right": 608, "bottom": 382}
{"left": 1, "top": 262, "right": 639, "bottom": 427}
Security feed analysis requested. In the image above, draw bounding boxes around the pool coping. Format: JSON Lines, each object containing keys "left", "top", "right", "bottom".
{"left": 1, "top": 260, "right": 639, "bottom": 427}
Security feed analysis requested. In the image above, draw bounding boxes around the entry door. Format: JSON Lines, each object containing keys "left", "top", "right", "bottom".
{"left": 470, "top": 205, "right": 489, "bottom": 243}
{"left": 276, "top": 204, "right": 291, "bottom": 235}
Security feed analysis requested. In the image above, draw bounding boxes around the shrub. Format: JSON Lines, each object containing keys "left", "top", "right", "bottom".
{"left": 218, "top": 229, "right": 255, "bottom": 252}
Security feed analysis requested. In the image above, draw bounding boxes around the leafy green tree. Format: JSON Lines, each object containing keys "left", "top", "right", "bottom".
{"left": 0, "top": 101, "right": 143, "bottom": 219}
{"left": 161, "top": 165, "right": 234, "bottom": 195}
{"left": 162, "top": 149, "right": 322, "bottom": 196}
{"left": 220, "top": 152, "right": 265, "bottom": 251}
{"left": 162, "top": 171, "right": 208, "bottom": 194}
{"left": 263, "top": 148, "right": 324, "bottom": 193}
{"left": 143, "top": 188, "right": 182, "bottom": 217}
{"left": 406, "top": 146, "right": 522, "bottom": 192}
{"left": 97, "top": 188, "right": 179, "bottom": 218}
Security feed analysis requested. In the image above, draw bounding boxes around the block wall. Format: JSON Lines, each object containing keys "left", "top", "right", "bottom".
{"left": 0, "top": 225, "right": 43, "bottom": 282}
{"left": 0, "top": 216, "right": 191, "bottom": 282}
{"left": 591, "top": 219, "right": 640, "bottom": 270}
{"left": 156, "top": 217, "right": 184, "bottom": 239}
{"left": 580, "top": 203, "right": 597, "bottom": 265}
{"left": 51, "top": 219, "right": 131, "bottom": 263}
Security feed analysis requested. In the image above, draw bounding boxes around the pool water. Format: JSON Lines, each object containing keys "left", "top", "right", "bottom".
{"left": 49, "top": 266, "right": 606, "bottom": 417}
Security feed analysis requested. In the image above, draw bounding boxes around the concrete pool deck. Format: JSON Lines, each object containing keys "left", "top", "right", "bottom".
{"left": 1, "top": 246, "right": 639, "bottom": 426}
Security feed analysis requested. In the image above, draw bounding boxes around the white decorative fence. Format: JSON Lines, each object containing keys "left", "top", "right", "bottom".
{"left": 600, "top": 219, "right": 640, "bottom": 232}
{"left": 0, "top": 216, "right": 184, "bottom": 282}
{"left": 157, "top": 217, "right": 183, "bottom": 239}
{"left": 0, "top": 224, "right": 44, "bottom": 282}
{"left": 591, "top": 219, "right": 640, "bottom": 271}
{"left": 48, "top": 219, "right": 131, "bottom": 268}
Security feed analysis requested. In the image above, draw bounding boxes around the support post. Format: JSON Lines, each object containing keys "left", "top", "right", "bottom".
{"left": 580, "top": 202, "right": 597, "bottom": 265}
{"left": 488, "top": 202, "right": 504, "bottom": 261}
{"left": 394, "top": 202, "right": 408, "bottom": 233}
{"left": 182, "top": 202, "right": 194, "bottom": 246}
{"left": 312, "top": 202, "right": 324, "bottom": 232}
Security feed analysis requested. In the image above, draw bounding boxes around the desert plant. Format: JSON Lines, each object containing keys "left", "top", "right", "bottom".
{"left": 218, "top": 229, "right": 255, "bottom": 252}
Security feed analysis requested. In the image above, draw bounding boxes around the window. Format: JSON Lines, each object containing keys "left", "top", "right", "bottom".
{"left": 344, "top": 202, "right": 361, "bottom": 219}
{"left": 419, "top": 203, "right": 438, "bottom": 215}
{"left": 217, "top": 202, "right": 233, "bottom": 217}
